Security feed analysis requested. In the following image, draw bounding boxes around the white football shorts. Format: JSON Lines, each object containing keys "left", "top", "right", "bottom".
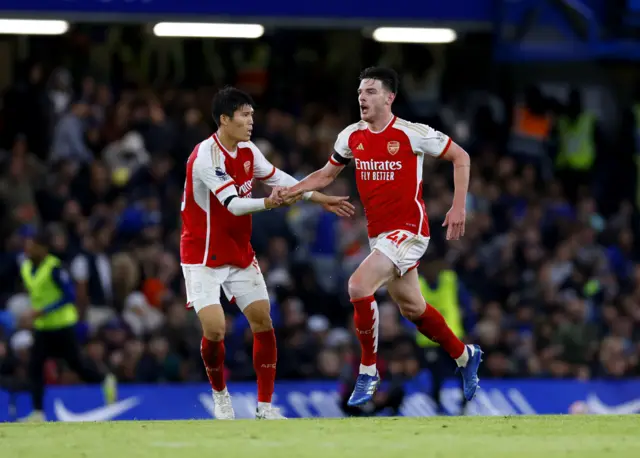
{"left": 182, "top": 258, "right": 269, "bottom": 312}
{"left": 369, "top": 229, "right": 430, "bottom": 277}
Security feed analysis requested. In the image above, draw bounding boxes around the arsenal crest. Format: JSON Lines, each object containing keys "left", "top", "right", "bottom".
{"left": 387, "top": 141, "right": 400, "bottom": 155}
{"left": 244, "top": 161, "right": 251, "bottom": 174}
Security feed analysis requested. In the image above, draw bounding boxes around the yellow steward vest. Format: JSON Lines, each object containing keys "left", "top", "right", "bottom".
{"left": 417, "top": 271, "right": 464, "bottom": 347}
{"left": 20, "top": 255, "right": 78, "bottom": 331}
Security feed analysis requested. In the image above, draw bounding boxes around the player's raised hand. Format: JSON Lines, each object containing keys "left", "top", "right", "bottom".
{"left": 321, "top": 196, "right": 356, "bottom": 217}
{"left": 443, "top": 205, "right": 466, "bottom": 240}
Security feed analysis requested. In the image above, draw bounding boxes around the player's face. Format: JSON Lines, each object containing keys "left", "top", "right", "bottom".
{"left": 24, "top": 238, "right": 43, "bottom": 260}
{"left": 227, "top": 104, "right": 254, "bottom": 142}
{"left": 358, "top": 79, "right": 394, "bottom": 123}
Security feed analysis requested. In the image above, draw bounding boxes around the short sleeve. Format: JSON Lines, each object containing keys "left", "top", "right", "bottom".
{"left": 247, "top": 142, "right": 276, "bottom": 181}
{"left": 70, "top": 255, "right": 89, "bottom": 282}
{"left": 52, "top": 267, "right": 72, "bottom": 289}
{"left": 195, "top": 145, "right": 238, "bottom": 203}
{"left": 413, "top": 123, "right": 452, "bottom": 158}
{"left": 329, "top": 126, "right": 355, "bottom": 166}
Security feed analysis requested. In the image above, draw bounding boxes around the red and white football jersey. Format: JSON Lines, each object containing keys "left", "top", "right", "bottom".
{"left": 180, "top": 134, "right": 276, "bottom": 269}
{"left": 330, "top": 116, "right": 451, "bottom": 238}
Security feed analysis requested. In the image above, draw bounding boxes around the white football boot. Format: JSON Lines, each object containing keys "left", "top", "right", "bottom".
{"left": 255, "top": 404, "right": 287, "bottom": 420}
{"left": 212, "top": 388, "right": 235, "bottom": 420}
{"left": 22, "top": 410, "right": 46, "bottom": 422}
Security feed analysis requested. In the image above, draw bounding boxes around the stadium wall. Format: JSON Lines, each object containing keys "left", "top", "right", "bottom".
{"left": 2, "top": 375, "right": 640, "bottom": 421}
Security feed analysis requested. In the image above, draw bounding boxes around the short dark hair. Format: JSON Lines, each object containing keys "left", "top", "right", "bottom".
{"left": 359, "top": 67, "right": 399, "bottom": 94}
{"left": 211, "top": 86, "right": 255, "bottom": 127}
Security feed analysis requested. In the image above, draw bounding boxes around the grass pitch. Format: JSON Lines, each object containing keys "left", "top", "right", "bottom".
{"left": 2, "top": 415, "right": 639, "bottom": 458}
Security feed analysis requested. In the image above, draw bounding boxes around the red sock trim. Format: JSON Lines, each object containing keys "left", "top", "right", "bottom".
{"left": 351, "top": 295, "right": 376, "bottom": 304}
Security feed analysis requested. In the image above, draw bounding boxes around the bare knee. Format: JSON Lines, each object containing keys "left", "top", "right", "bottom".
{"left": 348, "top": 273, "right": 375, "bottom": 300}
{"left": 201, "top": 320, "right": 225, "bottom": 341}
{"left": 249, "top": 314, "right": 273, "bottom": 333}
{"left": 387, "top": 272, "right": 426, "bottom": 321}
{"left": 198, "top": 305, "right": 225, "bottom": 341}
{"left": 348, "top": 251, "right": 396, "bottom": 300}
{"left": 398, "top": 301, "right": 426, "bottom": 322}
{"left": 243, "top": 300, "right": 273, "bottom": 333}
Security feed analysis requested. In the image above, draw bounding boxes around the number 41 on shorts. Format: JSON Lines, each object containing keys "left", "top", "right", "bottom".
{"left": 386, "top": 230, "right": 409, "bottom": 247}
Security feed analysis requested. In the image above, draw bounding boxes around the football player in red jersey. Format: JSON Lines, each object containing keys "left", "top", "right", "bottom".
{"left": 180, "top": 87, "right": 354, "bottom": 419}
{"left": 285, "top": 68, "right": 483, "bottom": 406}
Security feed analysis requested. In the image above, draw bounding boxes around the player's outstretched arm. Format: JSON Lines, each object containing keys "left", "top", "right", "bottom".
{"left": 261, "top": 166, "right": 354, "bottom": 217}
{"left": 288, "top": 161, "right": 345, "bottom": 195}
{"left": 440, "top": 141, "right": 470, "bottom": 240}
{"left": 226, "top": 187, "right": 287, "bottom": 215}
{"left": 286, "top": 124, "right": 352, "bottom": 197}
{"left": 200, "top": 164, "right": 284, "bottom": 216}
{"left": 251, "top": 143, "right": 353, "bottom": 217}
{"left": 275, "top": 162, "right": 354, "bottom": 217}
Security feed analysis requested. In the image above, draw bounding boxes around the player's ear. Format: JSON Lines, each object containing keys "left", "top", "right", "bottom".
{"left": 387, "top": 92, "right": 396, "bottom": 105}
{"left": 220, "top": 114, "right": 229, "bottom": 127}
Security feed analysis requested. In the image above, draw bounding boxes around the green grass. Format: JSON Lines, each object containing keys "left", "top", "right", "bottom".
{"left": 2, "top": 416, "right": 639, "bottom": 458}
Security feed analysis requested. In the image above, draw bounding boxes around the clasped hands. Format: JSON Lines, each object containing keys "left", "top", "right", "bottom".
{"left": 265, "top": 186, "right": 306, "bottom": 208}
{"left": 265, "top": 186, "right": 356, "bottom": 218}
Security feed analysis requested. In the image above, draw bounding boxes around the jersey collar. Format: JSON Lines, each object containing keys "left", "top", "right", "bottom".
{"left": 213, "top": 133, "right": 238, "bottom": 158}
{"left": 367, "top": 115, "right": 396, "bottom": 134}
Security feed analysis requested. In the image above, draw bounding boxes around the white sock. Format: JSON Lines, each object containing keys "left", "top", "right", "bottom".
{"left": 359, "top": 364, "right": 377, "bottom": 376}
{"left": 455, "top": 345, "right": 474, "bottom": 367}
{"left": 258, "top": 402, "right": 271, "bottom": 410}
{"left": 214, "top": 387, "right": 228, "bottom": 395}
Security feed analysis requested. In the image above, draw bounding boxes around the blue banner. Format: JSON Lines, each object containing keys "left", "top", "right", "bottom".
{"left": 1, "top": 0, "right": 493, "bottom": 22}
{"left": 2, "top": 377, "right": 640, "bottom": 422}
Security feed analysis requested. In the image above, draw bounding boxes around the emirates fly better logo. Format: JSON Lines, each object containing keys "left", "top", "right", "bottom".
{"left": 354, "top": 158, "right": 402, "bottom": 181}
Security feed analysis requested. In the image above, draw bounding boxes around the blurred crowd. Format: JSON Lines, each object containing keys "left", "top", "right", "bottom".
{"left": 0, "top": 28, "right": 639, "bottom": 396}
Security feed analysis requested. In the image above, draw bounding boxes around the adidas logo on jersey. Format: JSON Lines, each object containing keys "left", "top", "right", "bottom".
{"left": 357, "top": 143, "right": 364, "bottom": 150}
